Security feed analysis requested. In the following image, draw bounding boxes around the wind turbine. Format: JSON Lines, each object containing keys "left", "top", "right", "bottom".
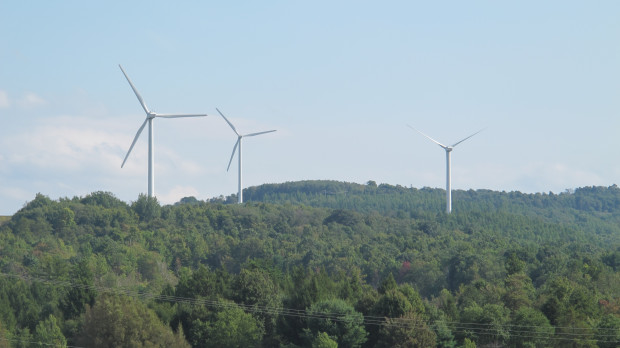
{"left": 408, "top": 125, "right": 483, "bottom": 214}
{"left": 119, "top": 64, "right": 207, "bottom": 198}
{"left": 217, "top": 108, "right": 276, "bottom": 204}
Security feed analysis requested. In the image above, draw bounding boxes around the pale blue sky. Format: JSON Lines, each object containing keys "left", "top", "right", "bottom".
{"left": 1, "top": 1, "right": 618, "bottom": 214}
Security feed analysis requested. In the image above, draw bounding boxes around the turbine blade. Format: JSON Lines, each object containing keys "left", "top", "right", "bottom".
{"left": 216, "top": 108, "right": 239, "bottom": 136}
{"left": 451, "top": 128, "right": 484, "bottom": 147}
{"left": 155, "top": 113, "right": 208, "bottom": 118}
{"left": 119, "top": 65, "right": 150, "bottom": 114}
{"left": 121, "top": 119, "right": 148, "bottom": 168}
{"left": 226, "top": 138, "right": 240, "bottom": 171}
{"left": 244, "top": 129, "right": 276, "bottom": 137}
{"left": 407, "top": 124, "right": 448, "bottom": 149}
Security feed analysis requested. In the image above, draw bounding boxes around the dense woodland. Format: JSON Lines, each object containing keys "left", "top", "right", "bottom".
{"left": 0, "top": 180, "right": 618, "bottom": 347}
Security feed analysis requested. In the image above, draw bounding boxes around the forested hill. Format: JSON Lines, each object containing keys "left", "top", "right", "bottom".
{"left": 243, "top": 180, "right": 620, "bottom": 216}
{"left": 242, "top": 180, "right": 620, "bottom": 241}
{"left": 0, "top": 183, "right": 618, "bottom": 347}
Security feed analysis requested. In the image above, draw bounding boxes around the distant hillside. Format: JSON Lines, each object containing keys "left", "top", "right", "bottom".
{"left": 0, "top": 185, "right": 618, "bottom": 347}
{"left": 241, "top": 180, "right": 620, "bottom": 242}
{"left": 243, "top": 180, "right": 620, "bottom": 214}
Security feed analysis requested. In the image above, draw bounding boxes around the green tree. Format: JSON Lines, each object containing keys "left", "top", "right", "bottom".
{"left": 461, "top": 338, "right": 476, "bottom": 348}
{"left": 232, "top": 267, "right": 280, "bottom": 308}
{"left": 189, "top": 301, "right": 264, "bottom": 348}
{"left": 312, "top": 331, "right": 338, "bottom": 348}
{"left": 175, "top": 265, "right": 229, "bottom": 300}
{"left": 76, "top": 293, "right": 190, "bottom": 348}
{"left": 81, "top": 191, "right": 128, "bottom": 208}
{"left": 505, "top": 251, "right": 526, "bottom": 275}
{"left": 280, "top": 267, "right": 337, "bottom": 345}
{"left": 373, "top": 289, "right": 413, "bottom": 318}
{"left": 434, "top": 289, "right": 458, "bottom": 321}
{"left": 541, "top": 277, "right": 598, "bottom": 345}
{"left": 232, "top": 267, "right": 281, "bottom": 345}
{"left": 425, "top": 303, "right": 456, "bottom": 348}
{"left": 460, "top": 303, "right": 510, "bottom": 347}
{"left": 596, "top": 314, "right": 620, "bottom": 348}
{"left": 11, "top": 327, "right": 33, "bottom": 348}
{"left": 61, "top": 258, "right": 96, "bottom": 319}
{"left": 398, "top": 284, "right": 425, "bottom": 314}
{"left": 304, "top": 299, "right": 367, "bottom": 348}
{"left": 0, "top": 320, "right": 10, "bottom": 348}
{"left": 508, "top": 307, "right": 554, "bottom": 348}
{"left": 503, "top": 272, "right": 534, "bottom": 311}
{"left": 23, "top": 193, "right": 53, "bottom": 210}
{"left": 33, "top": 314, "right": 66, "bottom": 348}
{"left": 368, "top": 286, "right": 417, "bottom": 347}
{"left": 132, "top": 194, "right": 161, "bottom": 222}
{"left": 377, "top": 273, "right": 397, "bottom": 295}
{"left": 51, "top": 207, "right": 75, "bottom": 236}
{"left": 375, "top": 311, "right": 437, "bottom": 348}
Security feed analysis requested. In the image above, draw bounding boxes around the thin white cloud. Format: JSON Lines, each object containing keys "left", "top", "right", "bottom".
{"left": 157, "top": 146, "right": 208, "bottom": 176}
{"left": 0, "top": 90, "right": 9, "bottom": 108}
{"left": 2, "top": 116, "right": 127, "bottom": 171}
{"left": 157, "top": 185, "right": 201, "bottom": 205}
{"left": 17, "top": 92, "right": 46, "bottom": 109}
{"left": 0, "top": 114, "right": 212, "bottom": 211}
{"left": 2, "top": 114, "right": 208, "bottom": 176}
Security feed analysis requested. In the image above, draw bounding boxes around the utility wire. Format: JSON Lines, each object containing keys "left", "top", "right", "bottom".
{"left": 1, "top": 272, "right": 617, "bottom": 344}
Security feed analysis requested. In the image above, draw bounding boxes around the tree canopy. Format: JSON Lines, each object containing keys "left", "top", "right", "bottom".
{"left": 0, "top": 183, "right": 618, "bottom": 347}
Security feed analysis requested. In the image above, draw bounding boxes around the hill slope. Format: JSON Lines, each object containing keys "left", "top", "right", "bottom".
{"left": 0, "top": 183, "right": 618, "bottom": 347}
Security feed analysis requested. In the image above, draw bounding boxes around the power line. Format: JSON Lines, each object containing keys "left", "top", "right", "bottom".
{"left": 1, "top": 272, "right": 617, "bottom": 344}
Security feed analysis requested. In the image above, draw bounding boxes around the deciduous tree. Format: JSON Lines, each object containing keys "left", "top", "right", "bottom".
{"left": 76, "top": 293, "right": 190, "bottom": 348}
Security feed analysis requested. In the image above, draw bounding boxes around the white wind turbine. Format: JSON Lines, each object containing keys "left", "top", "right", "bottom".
{"left": 217, "top": 108, "right": 276, "bottom": 204}
{"left": 119, "top": 64, "right": 207, "bottom": 198}
{"left": 408, "top": 125, "right": 483, "bottom": 214}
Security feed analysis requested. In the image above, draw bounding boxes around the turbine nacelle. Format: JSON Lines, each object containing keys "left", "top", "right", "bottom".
{"left": 407, "top": 124, "right": 483, "bottom": 213}
{"left": 119, "top": 64, "right": 208, "bottom": 197}
{"left": 216, "top": 107, "right": 276, "bottom": 203}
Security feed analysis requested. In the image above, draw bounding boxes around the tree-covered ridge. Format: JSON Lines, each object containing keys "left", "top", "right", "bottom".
{"left": 244, "top": 181, "right": 620, "bottom": 241}
{"left": 0, "top": 184, "right": 617, "bottom": 347}
{"left": 244, "top": 180, "right": 620, "bottom": 214}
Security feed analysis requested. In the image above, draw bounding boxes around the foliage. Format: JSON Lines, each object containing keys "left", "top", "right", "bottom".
{"left": 132, "top": 193, "right": 161, "bottom": 222}
{"left": 312, "top": 331, "right": 338, "bottom": 348}
{"left": 0, "top": 182, "right": 618, "bottom": 347}
{"left": 189, "top": 301, "right": 264, "bottom": 348}
{"left": 76, "top": 293, "right": 190, "bottom": 347}
{"left": 508, "top": 307, "right": 553, "bottom": 348}
{"left": 304, "top": 299, "right": 367, "bottom": 348}
{"left": 33, "top": 314, "right": 66, "bottom": 348}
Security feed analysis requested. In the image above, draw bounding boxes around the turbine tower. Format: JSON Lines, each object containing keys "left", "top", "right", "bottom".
{"left": 408, "top": 125, "right": 483, "bottom": 214}
{"left": 217, "top": 108, "right": 276, "bottom": 204}
{"left": 119, "top": 64, "right": 207, "bottom": 198}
